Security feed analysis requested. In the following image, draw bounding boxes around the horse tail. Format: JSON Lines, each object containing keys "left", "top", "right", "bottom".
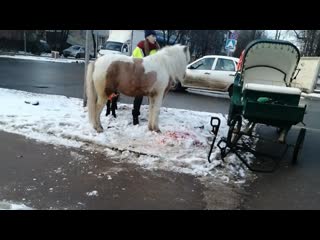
{"left": 86, "top": 61, "right": 96, "bottom": 126}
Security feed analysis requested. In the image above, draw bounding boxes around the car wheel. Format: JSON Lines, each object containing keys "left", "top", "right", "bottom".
{"left": 75, "top": 53, "right": 80, "bottom": 59}
{"left": 171, "top": 81, "right": 185, "bottom": 92}
{"left": 63, "top": 54, "right": 68, "bottom": 58}
{"left": 228, "top": 85, "right": 234, "bottom": 98}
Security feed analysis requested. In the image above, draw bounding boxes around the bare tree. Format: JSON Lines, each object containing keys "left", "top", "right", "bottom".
{"left": 161, "top": 30, "right": 176, "bottom": 46}
{"left": 160, "top": 30, "right": 191, "bottom": 46}
{"left": 59, "top": 30, "right": 69, "bottom": 52}
{"left": 233, "top": 30, "right": 266, "bottom": 57}
{"left": 292, "top": 30, "right": 320, "bottom": 56}
{"left": 46, "top": 30, "right": 70, "bottom": 53}
{"left": 275, "top": 30, "right": 282, "bottom": 40}
{"left": 187, "top": 30, "right": 227, "bottom": 59}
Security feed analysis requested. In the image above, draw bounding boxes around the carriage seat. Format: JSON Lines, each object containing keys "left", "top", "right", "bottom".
{"left": 243, "top": 83, "right": 302, "bottom": 95}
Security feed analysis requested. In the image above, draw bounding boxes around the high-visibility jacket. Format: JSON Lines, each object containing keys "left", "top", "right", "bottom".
{"left": 132, "top": 41, "right": 158, "bottom": 58}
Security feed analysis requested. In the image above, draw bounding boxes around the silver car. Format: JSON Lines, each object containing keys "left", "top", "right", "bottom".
{"left": 63, "top": 45, "right": 94, "bottom": 59}
{"left": 173, "top": 55, "right": 239, "bottom": 97}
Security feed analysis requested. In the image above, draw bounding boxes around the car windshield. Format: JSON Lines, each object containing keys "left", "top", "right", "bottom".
{"left": 72, "top": 46, "right": 81, "bottom": 50}
{"left": 101, "top": 42, "right": 123, "bottom": 51}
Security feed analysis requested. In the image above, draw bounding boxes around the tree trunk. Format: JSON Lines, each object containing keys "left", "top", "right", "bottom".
{"left": 59, "top": 30, "right": 69, "bottom": 53}
{"left": 315, "top": 32, "right": 320, "bottom": 56}
{"left": 306, "top": 30, "right": 316, "bottom": 56}
{"left": 54, "top": 30, "right": 57, "bottom": 51}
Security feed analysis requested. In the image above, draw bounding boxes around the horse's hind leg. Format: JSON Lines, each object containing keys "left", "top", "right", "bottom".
{"left": 94, "top": 96, "right": 107, "bottom": 132}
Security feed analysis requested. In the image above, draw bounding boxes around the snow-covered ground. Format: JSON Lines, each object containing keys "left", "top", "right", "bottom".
{"left": 0, "top": 54, "right": 85, "bottom": 64}
{"left": 0, "top": 201, "right": 33, "bottom": 210}
{"left": 0, "top": 88, "right": 252, "bottom": 184}
{"left": 301, "top": 92, "right": 320, "bottom": 100}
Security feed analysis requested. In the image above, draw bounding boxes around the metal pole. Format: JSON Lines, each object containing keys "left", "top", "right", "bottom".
{"left": 130, "top": 30, "right": 133, "bottom": 55}
{"left": 83, "top": 30, "right": 90, "bottom": 107}
{"left": 95, "top": 31, "right": 98, "bottom": 58}
{"left": 24, "top": 30, "right": 26, "bottom": 55}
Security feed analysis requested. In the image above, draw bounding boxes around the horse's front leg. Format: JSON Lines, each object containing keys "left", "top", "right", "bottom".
{"left": 148, "top": 96, "right": 155, "bottom": 131}
{"left": 150, "top": 93, "right": 163, "bottom": 133}
{"left": 94, "top": 96, "right": 107, "bottom": 133}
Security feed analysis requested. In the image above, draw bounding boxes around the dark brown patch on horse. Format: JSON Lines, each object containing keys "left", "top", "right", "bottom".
{"left": 105, "top": 59, "right": 157, "bottom": 97}
{"left": 104, "top": 61, "right": 120, "bottom": 97}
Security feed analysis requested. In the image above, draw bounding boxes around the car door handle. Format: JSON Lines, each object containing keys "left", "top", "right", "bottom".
{"left": 204, "top": 72, "right": 210, "bottom": 75}
{"left": 229, "top": 73, "right": 236, "bottom": 76}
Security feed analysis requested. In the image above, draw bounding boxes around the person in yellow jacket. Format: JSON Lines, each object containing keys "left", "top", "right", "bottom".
{"left": 132, "top": 30, "right": 161, "bottom": 125}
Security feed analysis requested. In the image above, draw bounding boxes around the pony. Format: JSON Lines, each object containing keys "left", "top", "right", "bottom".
{"left": 86, "top": 44, "right": 190, "bottom": 133}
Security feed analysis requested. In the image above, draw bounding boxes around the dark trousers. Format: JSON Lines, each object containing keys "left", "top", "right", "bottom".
{"left": 132, "top": 96, "right": 143, "bottom": 119}
{"left": 106, "top": 94, "right": 118, "bottom": 118}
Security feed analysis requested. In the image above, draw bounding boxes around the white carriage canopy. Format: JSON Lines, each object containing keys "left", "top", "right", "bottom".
{"left": 241, "top": 40, "right": 300, "bottom": 87}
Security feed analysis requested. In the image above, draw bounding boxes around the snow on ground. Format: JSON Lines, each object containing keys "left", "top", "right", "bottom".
{"left": 301, "top": 92, "right": 320, "bottom": 100}
{"left": 86, "top": 191, "right": 99, "bottom": 197}
{"left": 0, "top": 54, "right": 85, "bottom": 64}
{"left": 0, "top": 201, "right": 33, "bottom": 210}
{"left": 0, "top": 88, "right": 253, "bottom": 183}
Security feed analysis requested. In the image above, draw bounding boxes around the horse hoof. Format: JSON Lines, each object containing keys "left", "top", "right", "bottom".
{"left": 155, "top": 129, "right": 162, "bottom": 133}
{"left": 96, "top": 128, "right": 103, "bottom": 133}
{"left": 95, "top": 126, "right": 104, "bottom": 133}
{"left": 148, "top": 126, "right": 161, "bottom": 133}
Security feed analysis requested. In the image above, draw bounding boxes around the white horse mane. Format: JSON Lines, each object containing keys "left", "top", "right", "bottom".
{"left": 145, "top": 44, "right": 190, "bottom": 82}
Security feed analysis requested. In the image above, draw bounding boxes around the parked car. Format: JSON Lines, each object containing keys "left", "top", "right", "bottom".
{"left": 173, "top": 55, "right": 239, "bottom": 97}
{"left": 63, "top": 45, "right": 94, "bottom": 59}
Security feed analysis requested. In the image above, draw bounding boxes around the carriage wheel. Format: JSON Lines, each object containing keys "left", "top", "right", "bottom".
{"left": 227, "top": 115, "right": 242, "bottom": 146}
{"left": 292, "top": 128, "right": 306, "bottom": 165}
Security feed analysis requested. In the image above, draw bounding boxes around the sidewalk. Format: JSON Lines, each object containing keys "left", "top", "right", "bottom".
{"left": 0, "top": 50, "right": 41, "bottom": 56}
{"left": 0, "top": 51, "right": 96, "bottom": 62}
{"left": 0, "top": 131, "right": 242, "bottom": 210}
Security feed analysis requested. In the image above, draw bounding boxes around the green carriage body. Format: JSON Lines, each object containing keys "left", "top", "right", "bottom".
{"left": 228, "top": 40, "right": 307, "bottom": 130}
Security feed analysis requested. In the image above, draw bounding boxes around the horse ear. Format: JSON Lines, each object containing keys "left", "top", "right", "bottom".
{"left": 183, "top": 46, "right": 189, "bottom": 53}
{"left": 183, "top": 46, "right": 190, "bottom": 62}
{"left": 183, "top": 46, "right": 190, "bottom": 56}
